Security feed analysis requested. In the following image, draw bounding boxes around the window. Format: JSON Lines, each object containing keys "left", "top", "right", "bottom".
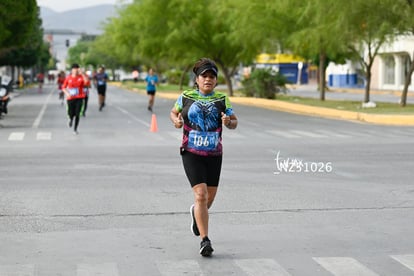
{"left": 383, "top": 55, "right": 395, "bottom": 85}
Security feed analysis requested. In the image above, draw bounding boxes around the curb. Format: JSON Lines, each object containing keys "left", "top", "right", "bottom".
{"left": 158, "top": 92, "right": 414, "bottom": 126}
{"left": 115, "top": 84, "right": 414, "bottom": 126}
{"left": 228, "top": 97, "right": 414, "bottom": 126}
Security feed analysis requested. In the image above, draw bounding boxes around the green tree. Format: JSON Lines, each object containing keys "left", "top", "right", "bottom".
{"left": 67, "top": 41, "right": 91, "bottom": 68}
{"left": 93, "top": 18, "right": 139, "bottom": 71}
{"left": 225, "top": 0, "right": 350, "bottom": 100}
{"left": 0, "top": 3, "right": 47, "bottom": 81}
{"left": 287, "top": 0, "right": 351, "bottom": 100}
{"left": 341, "top": 0, "right": 401, "bottom": 103}
{"left": 165, "top": 0, "right": 246, "bottom": 95}
{"left": 396, "top": 0, "right": 414, "bottom": 107}
{"left": 0, "top": 0, "right": 38, "bottom": 57}
{"left": 103, "top": 0, "right": 262, "bottom": 95}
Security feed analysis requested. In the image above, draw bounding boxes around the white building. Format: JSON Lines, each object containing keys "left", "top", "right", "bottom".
{"left": 326, "top": 35, "right": 414, "bottom": 91}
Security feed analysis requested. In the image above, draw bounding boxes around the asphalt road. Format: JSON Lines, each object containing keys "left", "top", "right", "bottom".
{"left": 0, "top": 83, "right": 414, "bottom": 275}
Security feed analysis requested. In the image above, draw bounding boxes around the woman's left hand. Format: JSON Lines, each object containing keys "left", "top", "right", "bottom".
{"left": 221, "top": 112, "right": 231, "bottom": 126}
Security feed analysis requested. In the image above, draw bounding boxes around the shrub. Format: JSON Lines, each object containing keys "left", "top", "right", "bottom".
{"left": 165, "top": 69, "right": 190, "bottom": 86}
{"left": 241, "top": 68, "right": 288, "bottom": 99}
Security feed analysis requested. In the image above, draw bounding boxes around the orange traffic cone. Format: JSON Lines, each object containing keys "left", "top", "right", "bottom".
{"left": 150, "top": 113, "right": 158, "bottom": 132}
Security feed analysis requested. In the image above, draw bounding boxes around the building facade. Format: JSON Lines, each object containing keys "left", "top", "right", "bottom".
{"left": 327, "top": 35, "right": 414, "bottom": 91}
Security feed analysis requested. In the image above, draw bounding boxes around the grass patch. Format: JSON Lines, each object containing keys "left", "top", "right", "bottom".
{"left": 275, "top": 94, "right": 414, "bottom": 114}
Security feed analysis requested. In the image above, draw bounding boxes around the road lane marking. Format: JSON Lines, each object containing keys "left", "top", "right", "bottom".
{"left": 37, "top": 132, "right": 52, "bottom": 140}
{"left": 315, "top": 130, "right": 352, "bottom": 138}
{"left": 0, "top": 264, "right": 34, "bottom": 275}
{"left": 391, "top": 254, "right": 414, "bottom": 271}
{"left": 224, "top": 131, "right": 245, "bottom": 139}
{"left": 167, "top": 131, "right": 182, "bottom": 140}
{"left": 313, "top": 257, "right": 379, "bottom": 276}
{"left": 290, "top": 130, "right": 327, "bottom": 138}
{"left": 234, "top": 258, "right": 292, "bottom": 276}
{"left": 156, "top": 260, "right": 202, "bottom": 276}
{"left": 8, "top": 132, "right": 25, "bottom": 141}
{"left": 113, "top": 105, "right": 150, "bottom": 127}
{"left": 267, "top": 130, "right": 301, "bottom": 138}
{"left": 32, "top": 88, "right": 54, "bottom": 129}
{"left": 77, "top": 262, "right": 119, "bottom": 276}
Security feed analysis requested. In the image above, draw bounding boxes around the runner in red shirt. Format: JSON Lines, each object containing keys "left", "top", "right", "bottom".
{"left": 57, "top": 71, "right": 66, "bottom": 105}
{"left": 62, "top": 64, "right": 88, "bottom": 134}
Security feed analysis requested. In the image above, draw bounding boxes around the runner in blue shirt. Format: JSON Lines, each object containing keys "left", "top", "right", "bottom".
{"left": 145, "top": 68, "right": 158, "bottom": 112}
{"left": 94, "top": 66, "right": 109, "bottom": 111}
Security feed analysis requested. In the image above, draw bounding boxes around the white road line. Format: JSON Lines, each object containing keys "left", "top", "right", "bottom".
{"left": 113, "top": 105, "right": 150, "bottom": 127}
{"left": 234, "top": 258, "right": 292, "bottom": 276}
{"left": 267, "top": 130, "right": 301, "bottom": 138}
{"left": 313, "top": 257, "right": 379, "bottom": 276}
{"left": 37, "top": 132, "right": 52, "bottom": 140}
{"left": 290, "top": 130, "right": 327, "bottom": 138}
{"left": 316, "top": 130, "right": 352, "bottom": 138}
{"left": 156, "top": 260, "right": 202, "bottom": 276}
{"left": 77, "top": 262, "right": 119, "bottom": 276}
{"left": 167, "top": 131, "right": 182, "bottom": 140}
{"left": 391, "top": 254, "right": 414, "bottom": 271}
{"left": 0, "top": 264, "right": 35, "bottom": 275}
{"left": 32, "top": 88, "right": 54, "bottom": 129}
{"left": 223, "top": 131, "right": 245, "bottom": 139}
{"left": 8, "top": 132, "right": 25, "bottom": 141}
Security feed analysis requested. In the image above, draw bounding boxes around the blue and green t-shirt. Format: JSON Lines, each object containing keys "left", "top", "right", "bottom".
{"left": 174, "top": 89, "right": 234, "bottom": 156}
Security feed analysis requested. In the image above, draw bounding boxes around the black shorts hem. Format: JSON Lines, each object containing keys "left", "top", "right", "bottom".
{"left": 181, "top": 150, "right": 222, "bottom": 187}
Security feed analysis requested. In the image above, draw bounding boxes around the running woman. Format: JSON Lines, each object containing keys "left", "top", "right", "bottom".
{"left": 170, "top": 58, "right": 238, "bottom": 257}
{"left": 145, "top": 68, "right": 158, "bottom": 112}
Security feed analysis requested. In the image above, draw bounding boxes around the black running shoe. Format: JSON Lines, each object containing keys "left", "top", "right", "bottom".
{"left": 68, "top": 119, "right": 73, "bottom": 128}
{"left": 190, "top": 204, "right": 200, "bottom": 236}
{"left": 200, "top": 238, "right": 214, "bottom": 257}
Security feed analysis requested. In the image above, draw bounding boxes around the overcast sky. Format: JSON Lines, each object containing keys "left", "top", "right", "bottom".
{"left": 37, "top": 0, "right": 132, "bottom": 12}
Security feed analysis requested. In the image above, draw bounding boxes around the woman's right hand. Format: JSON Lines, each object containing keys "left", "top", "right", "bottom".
{"left": 173, "top": 113, "right": 184, "bottom": 128}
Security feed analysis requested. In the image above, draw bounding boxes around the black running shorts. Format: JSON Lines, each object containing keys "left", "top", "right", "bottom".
{"left": 97, "top": 85, "right": 106, "bottom": 96}
{"left": 181, "top": 150, "right": 222, "bottom": 187}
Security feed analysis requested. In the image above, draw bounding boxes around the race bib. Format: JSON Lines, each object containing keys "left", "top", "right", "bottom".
{"left": 98, "top": 80, "right": 105, "bottom": 86}
{"left": 68, "top": 88, "right": 79, "bottom": 96}
{"left": 188, "top": 130, "right": 219, "bottom": 151}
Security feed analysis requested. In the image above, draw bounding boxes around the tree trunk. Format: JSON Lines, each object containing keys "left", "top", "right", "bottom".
{"left": 400, "top": 54, "right": 414, "bottom": 107}
{"left": 179, "top": 65, "right": 191, "bottom": 91}
{"left": 319, "top": 50, "right": 326, "bottom": 101}
{"left": 111, "top": 69, "right": 116, "bottom": 81}
{"left": 364, "top": 69, "right": 371, "bottom": 103}
{"left": 224, "top": 72, "right": 234, "bottom": 96}
{"left": 11, "top": 65, "right": 16, "bottom": 82}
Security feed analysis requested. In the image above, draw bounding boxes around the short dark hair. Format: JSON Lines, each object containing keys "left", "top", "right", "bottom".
{"left": 71, "top": 63, "right": 80, "bottom": 69}
{"left": 192, "top": 58, "right": 218, "bottom": 77}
